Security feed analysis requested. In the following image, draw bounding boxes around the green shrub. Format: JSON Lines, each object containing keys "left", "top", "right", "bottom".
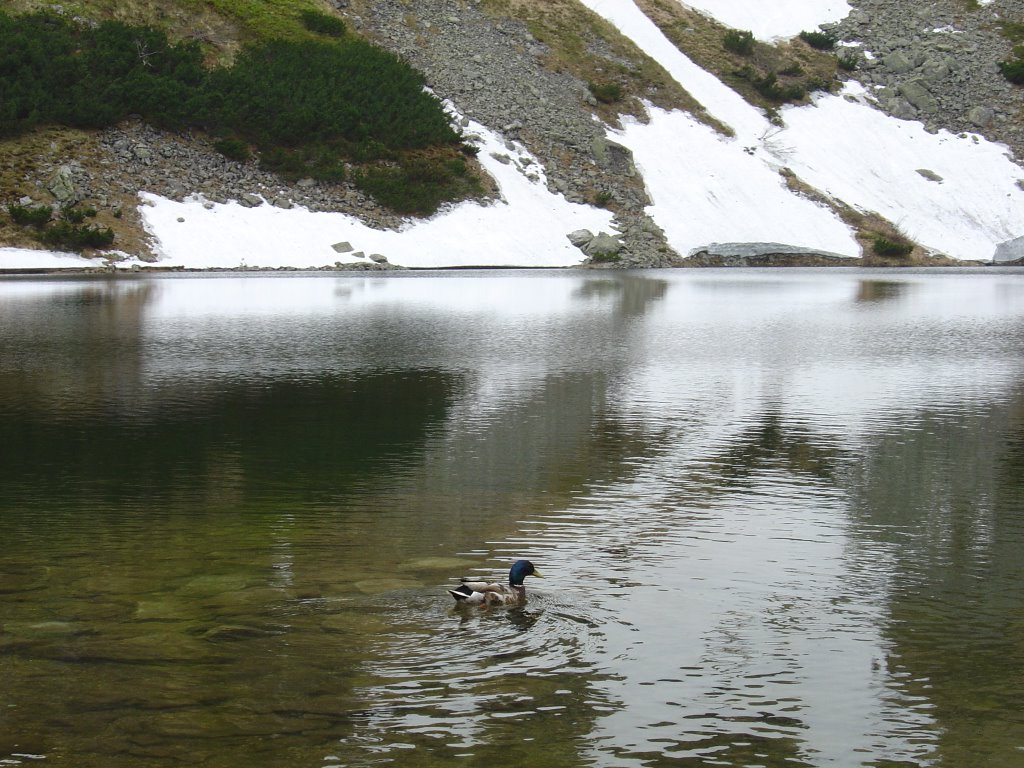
{"left": 300, "top": 10, "right": 346, "bottom": 38}
{"left": 799, "top": 30, "right": 837, "bottom": 51}
{"left": 353, "top": 155, "right": 481, "bottom": 216}
{"left": 739, "top": 69, "right": 805, "bottom": 102}
{"left": 723, "top": 29, "right": 755, "bottom": 56}
{"left": 259, "top": 144, "right": 347, "bottom": 182}
{"left": 837, "top": 50, "right": 859, "bottom": 71}
{"left": 8, "top": 203, "right": 53, "bottom": 227}
{"left": 213, "top": 136, "right": 251, "bottom": 162}
{"left": 61, "top": 205, "right": 96, "bottom": 224}
{"left": 0, "top": 10, "right": 471, "bottom": 213}
{"left": 872, "top": 235, "right": 913, "bottom": 258}
{"left": 999, "top": 57, "right": 1024, "bottom": 85}
{"left": 999, "top": 21, "right": 1024, "bottom": 43}
{"left": 209, "top": 39, "right": 459, "bottom": 152}
{"left": 40, "top": 221, "right": 115, "bottom": 250}
{"left": 588, "top": 81, "right": 623, "bottom": 104}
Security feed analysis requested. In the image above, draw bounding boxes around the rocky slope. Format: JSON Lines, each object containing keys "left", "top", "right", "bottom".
{"left": 2, "top": 0, "right": 1023, "bottom": 268}
{"left": 834, "top": 0, "right": 1024, "bottom": 159}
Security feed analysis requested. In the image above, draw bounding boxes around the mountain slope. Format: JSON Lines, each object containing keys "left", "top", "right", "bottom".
{"left": 1, "top": 0, "right": 1023, "bottom": 269}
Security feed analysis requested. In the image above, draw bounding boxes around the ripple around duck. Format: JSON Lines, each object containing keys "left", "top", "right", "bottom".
{"left": 329, "top": 587, "right": 623, "bottom": 764}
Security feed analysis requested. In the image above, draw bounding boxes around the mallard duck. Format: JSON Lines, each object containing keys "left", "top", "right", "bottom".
{"left": 448, "top": 560, "right": 542, "bottom": 606}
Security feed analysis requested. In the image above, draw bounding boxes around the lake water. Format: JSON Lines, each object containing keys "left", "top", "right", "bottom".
{"left": 1, "top": 268, "right": 1023, "bottom": 768}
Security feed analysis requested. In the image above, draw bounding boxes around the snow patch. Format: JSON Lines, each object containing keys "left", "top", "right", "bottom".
{"left": 676, "top": 0, "right": 851, "bottom": 41}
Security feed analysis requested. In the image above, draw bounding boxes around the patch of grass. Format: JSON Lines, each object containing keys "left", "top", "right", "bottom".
{"left": 300, "top": 9, "right": 346, "bottom": 38}
{"left": 634, "top": 0, "right": 838, "bottom": 114}
{"left": 176, "top": 0, "right": 328, "bottom": 42}
{"left": 480, "top": 0, "right": 705, "bottom": 124}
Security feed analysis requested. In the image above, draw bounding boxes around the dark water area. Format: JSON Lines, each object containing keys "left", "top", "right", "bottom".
{"left": 0, "top": 269, "right": 1022, "bottom": 767}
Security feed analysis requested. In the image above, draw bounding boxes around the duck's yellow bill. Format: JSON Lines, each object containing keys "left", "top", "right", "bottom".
{"left": 532, "top": 569, "right": 543, "bottom": 578}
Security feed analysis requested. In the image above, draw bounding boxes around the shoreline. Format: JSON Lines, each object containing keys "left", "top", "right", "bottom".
{"left": 0, "top": 253, "right": 1012, "bottom": 277}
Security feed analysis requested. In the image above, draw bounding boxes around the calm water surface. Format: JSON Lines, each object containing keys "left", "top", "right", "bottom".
{"left": 1, "top": 269, "right": 1022, "bottom": 768}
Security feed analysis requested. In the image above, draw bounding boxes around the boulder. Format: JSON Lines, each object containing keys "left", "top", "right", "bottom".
{"left": 968, "top": 105, "right": 995, "bottom": 128}
{"left": 584, "top": 231, "right": 623, "bottom": 259}
{"left": 567, "top": 229, "right": 594, "bottom": 247}
{"left": 993, "top": 235, "right": 1024, "bottom": 263}
{"left": 883, "top": 51, "right": 915, "bottom": 74}
{"left": 897, "top": 79, "right": 937, "bottom": 113}
{"left": 48, "top": 165, "right": 78, "bottom": 205}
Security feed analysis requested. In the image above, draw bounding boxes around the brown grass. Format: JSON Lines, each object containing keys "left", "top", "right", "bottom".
{"left": 0, "top": 127, "right": 154, "bottom": 260}
{"left": 635, "top": 0, "right": 839, "bottom": 115}
{"left": 479, "top": 0, "right": 728, "bottom": 132}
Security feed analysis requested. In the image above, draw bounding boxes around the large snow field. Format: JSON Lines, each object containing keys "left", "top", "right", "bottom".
{"left": 582, "top": 0, "right": 1024, "bottom": 261}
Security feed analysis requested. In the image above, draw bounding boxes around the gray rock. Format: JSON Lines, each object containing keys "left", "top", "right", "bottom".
{"left": 993, "top": 234, "right": 1024, "bottom": 263}
{"left": 916, "top": 168, "right": 943, "bottom": 183}
{"left": 884, "top": 51, "right": 915, "bottom": 74}
{"left": 368, "top": 253, "right": 388, "bottom": 263}
{"left": 331, "top": 241, "right": 354, "bottom": 253}
{"left": 567, "top": 229, "right": 594, "bottom": 247}
{"left": 968, "top": 105, "right": 995, "bottom": 128}
{"left": 898, "top": 79, "right": 937, "bottom": 112}
{"left": 48, "top": 165, "right": 77, "bottom": 205}
{"left": 583, "top": 231, "right": 622, "bottom": 258}
{"left": 920, "top": 56, "right": 951, "bottom": 82}
{"left": 238, "top": 193, "right": 263, "bottom": 208}
{"left": 884, "top": 97, "right": 918, "bottom": 120}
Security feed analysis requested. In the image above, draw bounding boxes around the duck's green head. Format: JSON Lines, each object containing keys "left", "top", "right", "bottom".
{"left": 509, "top": 559, "right": 542, "bottom": 587}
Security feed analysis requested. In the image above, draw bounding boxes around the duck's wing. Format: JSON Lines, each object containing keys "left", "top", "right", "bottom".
{"left": 449, "top": 584, "right": 484, "bottom": 603}
{"left": 459, "top": 580, "right": 505, "bottom": 593}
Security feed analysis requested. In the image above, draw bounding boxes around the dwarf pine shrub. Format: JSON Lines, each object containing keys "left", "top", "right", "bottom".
{"left": 872, "top": 235, "right": 913, "bottom": 258}
{"left": 0, "top": 9, "right": 473, "bottom": 214}
{"left": 8, "top": 203, "right": 53, "bottom": 228}
{"left": 39, "top": 220, "right": 116, "bottom": 250}
{"left": 300, "top": 9, "right": 346, "bottom": 38}
{"left": 799, "top": 30, "right": 837, "bottom": 51}
{"left": 723, "top": 29, "right": 755, "bottom": 55}
{"left": 1000, "top": 51, "right": 1024, "bottom": 84}
{"left": 588, "top": 81, "right": 623, "bottom": 104}
{"left": 213, "top": 137, "right": 251, "bottom": 162}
